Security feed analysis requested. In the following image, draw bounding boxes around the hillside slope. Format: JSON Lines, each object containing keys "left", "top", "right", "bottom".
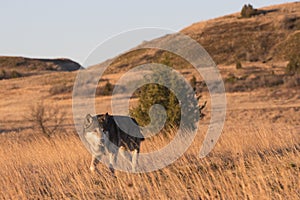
{"left": 0, "top": 56, "right": 81, "bottom": 79}
{"left": 182, "top": 2, "right": 300, "bottom": 64}
{"left": 91, "top": 2, "right": 300, "bottom": 73}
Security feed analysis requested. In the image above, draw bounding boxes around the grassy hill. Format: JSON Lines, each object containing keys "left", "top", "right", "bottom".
{"left": 91, "top": 2, "right": 300, "bottom": 73}
{"left": 182, "top": 2, "right": 300, "bottom": 64}
{"left": 0, "top": 56, "right": 81, "bottom": 79}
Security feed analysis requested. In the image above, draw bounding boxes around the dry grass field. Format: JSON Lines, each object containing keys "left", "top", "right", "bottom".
{"left": 0, "top": 64, "right": 299, "bottom": 199}
{"left": 0, "top": 117, "right": 299, "bottom": 199}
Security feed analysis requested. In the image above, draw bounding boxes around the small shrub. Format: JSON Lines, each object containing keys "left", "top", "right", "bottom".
{"left": 225, "top": 74, "right": 237, "bottom": 84}
{"left": 290, "top": 163, "right": 297, "bottom": 168}
{"left": 11, "top": 70, "right": 22, "bottom": 78}
{"left": 0, "top": 69, "right": 22, "bottom": 80}
{"left": 281, "top": 16, "right": 300, "bottom": 30}
{"left": 103, "top": 81, "right": 113, "bottom": 95}
{"left": 286, "top": 55, "right": 300, "bottom": 75}
{"left": 241, "top": 4, "right": 259, "bottom": 18}
{"left": 236, "top": 61, "right": 242, "bottom": 69}
{"left": 96, "top": 81, "right": 114, "bottom": 96}
{"left": 284, "top": 74, "right": 300, "bottom": 88}
{"left": 0, "top": 69, "right": 6, "bottom": 80}
{"left": 262, "top": 75, "right": 284, "bottom": 87}
{"left": 49, "top": 84, "right": 73, "bottom": 95}
{"left": 26, "top": 101, "right": 66, "bottom": 138}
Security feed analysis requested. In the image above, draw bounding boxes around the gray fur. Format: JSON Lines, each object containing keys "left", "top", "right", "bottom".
{"left": 83, "top": 113, "right": 144, "bottom": 173}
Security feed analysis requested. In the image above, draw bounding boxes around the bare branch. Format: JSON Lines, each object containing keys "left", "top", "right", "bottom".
{"left": 25, "top": 101, "right": 66, "bottom": 138}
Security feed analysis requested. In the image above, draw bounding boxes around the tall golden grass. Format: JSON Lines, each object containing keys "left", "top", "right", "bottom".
{"left": 0, "top": 123, "right": 299, "bottom": 199}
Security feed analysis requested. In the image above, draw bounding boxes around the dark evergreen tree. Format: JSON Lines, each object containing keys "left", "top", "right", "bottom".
{"left": 130, "top": 67, "right": 206, "bottom": 134}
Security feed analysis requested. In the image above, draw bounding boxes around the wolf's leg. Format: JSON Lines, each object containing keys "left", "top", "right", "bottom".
{"left": 118, "top": 146, "right": 132, "bottom": 170}
{"left": 108, "top": 152, "right": 115, "bottom": 174}
{"left": 131, "top": 149, "right": 139, "bottom": 172}
{"left": 90, "top": 155, "right": 100, "bottom": 172}
{"left": 108, "top": 142, "right": 119, "bottom": 174}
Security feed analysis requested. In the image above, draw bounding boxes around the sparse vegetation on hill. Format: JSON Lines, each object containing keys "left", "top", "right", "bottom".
{"left": 225, "top": 73, "right": 285, "bottom": 92}
{"left": 182, "top": 3, "right": 300, "bottom": 64}
{"left": 0, "top": 56, "right": 81, "bottom": 77}
{"left": 90, "top": 2, "right": 300, "bottom": 74}
{"left": 0, "top": 69, "right": 22, "bottom": 80}
{"left": 273, "top": 31, "right": 300, "bottom": 61}
{"left": 49, "top": 84, "right": 73, "bottom": 95}
{"left": 97, "top": 81, "right": 114, "bottom": 96}
{"left": 286, "top": 55, "right": 300, "bottom": 75}
{"left": 236, "top": 61, "right": 242, "bottom": 69}
{"left": 240, "top": 4, "right": 260, "bottom": 18}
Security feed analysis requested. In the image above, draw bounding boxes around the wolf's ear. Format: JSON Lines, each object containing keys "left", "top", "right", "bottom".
{"left": 105, "top": 112, "right": 109, "bottom": 123}
{"left": 84, "top": 114, "right": 93, "bottom": 128}
{"left": 98, "top": 115, "right": 104, "bottom": 122}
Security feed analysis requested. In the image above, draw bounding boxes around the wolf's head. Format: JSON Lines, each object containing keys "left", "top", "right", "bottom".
{"left": 83, "top": 114, "right": 106, "bottom": 155}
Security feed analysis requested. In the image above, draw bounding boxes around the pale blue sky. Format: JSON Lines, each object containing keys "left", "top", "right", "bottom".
{"left": 0, "top": 0, "right": 294, "bottom": 65}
